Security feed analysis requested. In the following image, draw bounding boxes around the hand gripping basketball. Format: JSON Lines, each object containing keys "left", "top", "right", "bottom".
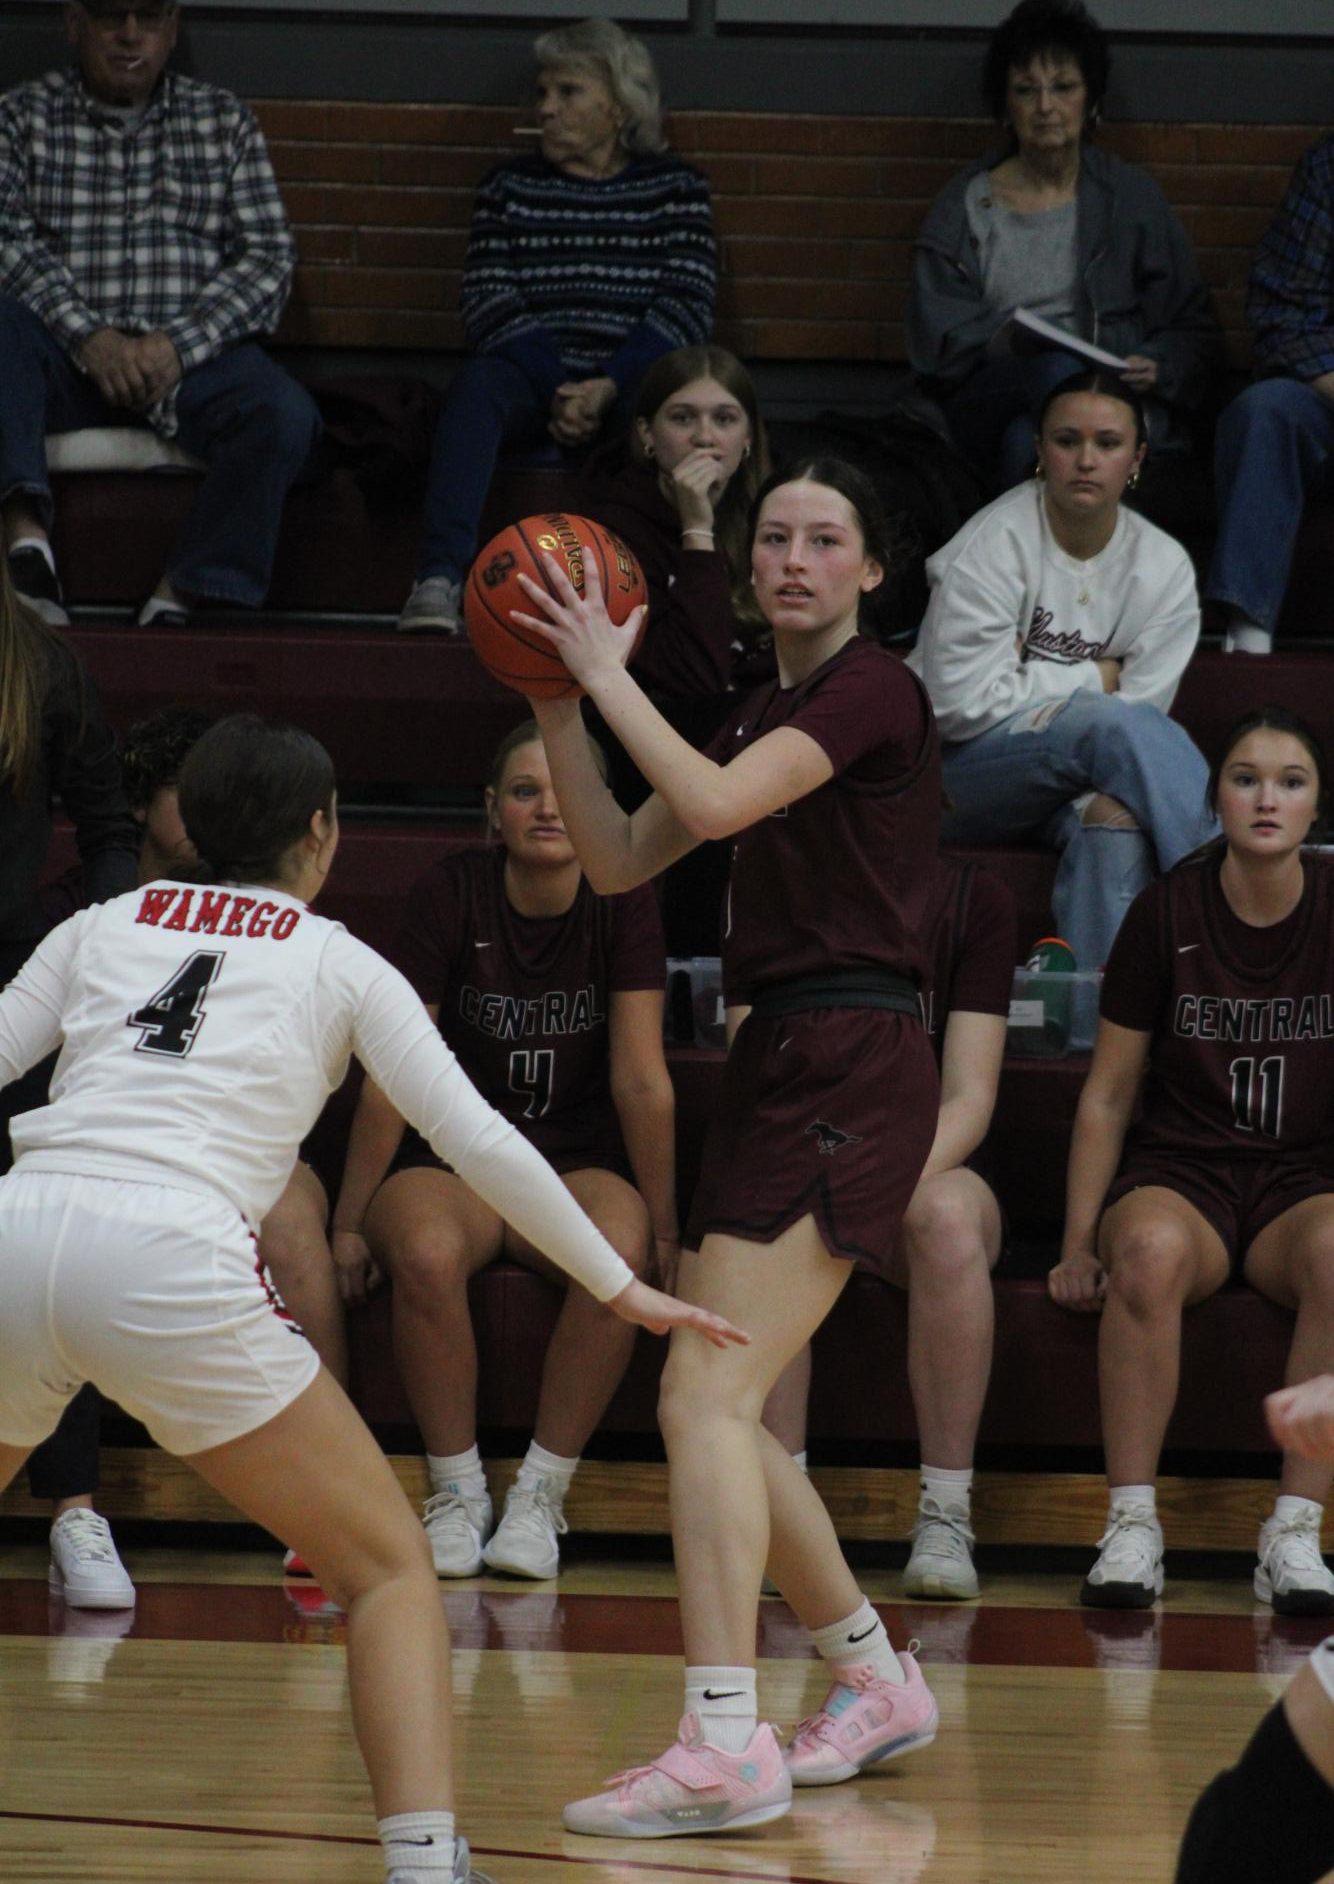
{"left": 465, "top": 512, "right": 648, "bottom": 700}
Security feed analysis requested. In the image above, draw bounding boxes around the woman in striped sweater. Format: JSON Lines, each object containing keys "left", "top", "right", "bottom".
{"left": 399, "top": 17, "right": 716, "bottom": 634}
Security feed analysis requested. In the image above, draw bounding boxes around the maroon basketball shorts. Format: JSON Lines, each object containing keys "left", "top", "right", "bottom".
{"left": 389, "top": 1124, "right": 633, "bottom": 1185}
{"left": 1104, "top": 1151, "right": 1334, "bottom": 1267}
{"left": 685, "top": 1006, "right": 939, "bottom": 1274}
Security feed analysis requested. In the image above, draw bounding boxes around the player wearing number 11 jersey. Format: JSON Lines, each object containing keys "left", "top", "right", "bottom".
{"left": 1050, "top": 708, "right": 1334, "bottom": 1616}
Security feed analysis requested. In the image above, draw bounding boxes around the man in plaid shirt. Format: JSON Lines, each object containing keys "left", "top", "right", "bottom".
{"left": 0, "top": 0, "right": 319, "bottom": 627}
{"left": 1206, "top": 135, "right": 1334, "bottom": 658}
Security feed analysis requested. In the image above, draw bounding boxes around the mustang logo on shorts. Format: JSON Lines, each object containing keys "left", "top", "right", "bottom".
{"left": 806, "top": 1119, "right": 862, "bottom": 1156}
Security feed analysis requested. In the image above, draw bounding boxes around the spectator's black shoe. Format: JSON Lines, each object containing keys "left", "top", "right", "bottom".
{"left": 7, "top": 542, "right": 69, "bottom": 627}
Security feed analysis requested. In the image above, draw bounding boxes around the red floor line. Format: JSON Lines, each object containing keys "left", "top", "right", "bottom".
{"left": 0, "top": 1809, "right": 835, "bottom": 1882}
{"left": 0, "top": 1808, "right": 374, "bottom": 1847}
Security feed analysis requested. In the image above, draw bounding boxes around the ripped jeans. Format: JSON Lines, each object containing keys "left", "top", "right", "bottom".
{"left": 940, "top": 690, "right": 1216, "bottom": 971}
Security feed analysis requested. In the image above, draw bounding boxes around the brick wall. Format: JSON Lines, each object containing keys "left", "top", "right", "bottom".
{"left": 258, "top": 102, "right": 1318, "bottom": 367}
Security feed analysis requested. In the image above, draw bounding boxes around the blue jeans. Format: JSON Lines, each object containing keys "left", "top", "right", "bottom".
{"left": 944, "top": 348, "right": 1086, "bottom": 493}
{"left": 940, "top": 690, "right": 1216, "bottom": 971}
{"left": 416, "top": 354, "right": 635, "bottom": 583}
{"left": 1207, "top": 377, "right": 1334, "bottom": 633}
{"left": 0, "top": 295, "right": 321, "bottom": 606}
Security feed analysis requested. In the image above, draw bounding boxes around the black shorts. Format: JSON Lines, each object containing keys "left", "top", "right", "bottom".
{"left": 685, "top": 1005, "right": 939, "bottom": 1277}
{"left": 388, "top": 1126, "right": 632, "bottom": 1187}
{"left": 1104, "top": 1152, "right": 1334, "bottom": 1268}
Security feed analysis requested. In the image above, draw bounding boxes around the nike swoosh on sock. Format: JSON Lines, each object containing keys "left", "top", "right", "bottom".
{"left": 848, "top": 1623, "right": 878, "bottom": 1643}
{"left": 702, "top": 1688, "right": 745, "bottom": 1700}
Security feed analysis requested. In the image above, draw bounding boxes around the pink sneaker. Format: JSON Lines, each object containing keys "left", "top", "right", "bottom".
{"left": 562, "top": 1714, "right": 791, "bottom": 1838}
{"left": 785, "top": 1649, "right": 938, "bottom": 1787}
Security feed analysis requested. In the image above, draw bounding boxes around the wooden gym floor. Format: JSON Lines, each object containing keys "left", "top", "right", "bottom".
{"left": 1, "top": 1541, "right": 1328, "bottom": 1884}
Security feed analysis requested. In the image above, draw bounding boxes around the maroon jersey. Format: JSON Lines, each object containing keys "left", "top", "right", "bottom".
{"left": 1102, "top": 851, "right": 1334, "bottom": 1164}
{"left": 391, "top": 848, "right": 665, "bottom": 1166}
{"left": 706, "top": 638, "right": 941, "bottom": 1002}
{"left": 580, "top": 460, "right": 767, "bottom": 698}
{"left": 919, "top": 858, "right": 1017, "bottom": 1063}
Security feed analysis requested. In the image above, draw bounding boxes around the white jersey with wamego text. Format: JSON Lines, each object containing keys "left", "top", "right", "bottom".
{"left": 0, "top": 882, "right": 633, "bottom": 1302}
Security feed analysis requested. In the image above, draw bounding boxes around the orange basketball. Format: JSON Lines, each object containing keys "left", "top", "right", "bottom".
{"left": 464, "top": 513, "right": 648, "bottom": 699}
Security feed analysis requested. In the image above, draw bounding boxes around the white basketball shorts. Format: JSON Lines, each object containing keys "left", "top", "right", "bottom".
{"left": 0, "top": 1168, "right": 320, "bottom": 1456}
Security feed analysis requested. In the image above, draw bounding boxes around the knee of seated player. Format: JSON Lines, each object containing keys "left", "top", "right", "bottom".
{"left": 561, "top": 1172, "right": 652, "bottom": 1282}
{"left": 257, "top": 1187, "right": 329, "bottom": 1289}
{"left": 1080, "top": 792, "right": 1140, "bottom": 831}
{"left": 1103, "top": 1216, "right": 1200, "bottom": 1317}
{"left": 900, "top": 1176, "right": 993, "bottom": 1285}
{"left": 1288, "top": 1232, "right": 1334, "bottom": 1314}
{"left": 378, "top": 1213, "right": 480, "bottom": 1301}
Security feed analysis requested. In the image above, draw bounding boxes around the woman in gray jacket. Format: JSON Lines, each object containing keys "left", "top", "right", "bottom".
{"left": 907, "top": 0, "right": 1220, "bottom": 492}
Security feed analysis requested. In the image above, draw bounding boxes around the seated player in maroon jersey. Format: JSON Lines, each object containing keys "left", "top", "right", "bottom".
{"left": 580, "top": 343, "right": 773, "bottom": 707}
{"left": 1050, "top": 707, "right": 1334, "bottom": 1615}
{"left": 1174, "top": 1374, "right": 1334, "bottom": 1884}
{"left": 330, "top": 721, "right": 676, "bottom": 1582}
{"left": 515, "top": 457, "right": 944, "bottom": 1837}
{"left": 760, "top": 853, "right": 1017, "bottom": 1601}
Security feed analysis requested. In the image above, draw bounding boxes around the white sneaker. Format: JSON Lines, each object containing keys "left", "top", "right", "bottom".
{"left": 397, "top": 575, "right": 463, "bottom": 634}
{"left": 903, "top": 1496, "right": 979, "bottom": 1600}
{"left": 422, "top": 1486, "right": 493, "bottom": 1578}
{"left": 388, "top": 1834, "right": 495, "bottom": 1883}
{"left": 48, "top": 1509, "right": 136, "bottom": 1610}
{"left": 1080, "top": 1505, "right": 1163, "bottom": 1609}
{"left": 1255, "top": 1509, "right": 1334, "bottom": 1617}
{"left": 482, "top": 1482, "right": 568, "bottom": 1580}
{"left": 1221, "top": 622, "right": 1273, "bottom": 656}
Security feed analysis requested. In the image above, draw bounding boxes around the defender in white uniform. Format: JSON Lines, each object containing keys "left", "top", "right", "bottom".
{"left": 0, "top": 715, "right": 743, "bottom": 1884}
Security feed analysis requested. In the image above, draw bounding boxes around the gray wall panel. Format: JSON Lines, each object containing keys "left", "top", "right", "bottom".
{"left": 718, "top": 0, "right": 1334, "bottom": 30}
{"left": 2, "top": 9, "right": 1331, "bottom": 121}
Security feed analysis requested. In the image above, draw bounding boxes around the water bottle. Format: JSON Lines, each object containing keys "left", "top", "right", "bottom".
{"left": 1024, "top": 935, "right": 1077, "bottom": 1056}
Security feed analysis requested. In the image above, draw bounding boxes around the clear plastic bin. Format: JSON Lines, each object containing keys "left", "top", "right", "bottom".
{"left": 1007, "top": 968, "right": 1102, "bottom": 1058}
{"left": 665, "top": 956, "right": 727, "bottom": 1050}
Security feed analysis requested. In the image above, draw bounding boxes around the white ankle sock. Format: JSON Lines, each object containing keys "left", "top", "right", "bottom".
{"left": 1273, "top": 1494, "right": 1323, "bottom": 1526}
{"left": 810, "top": 1600, "right": 905, "bottom": 1684}
{"left": 921, "top": 1464, "right": 972, "bottom": 1511}
{"left": 684, "top": 1664, "right": 757, "bottom": 1752}
{"left": 515, "top": 1440, "right": 577, "bottom": 1497}
{"left": 426, "top": 1447, "right": 487, "bottom": 1501}
{"left": 1109, "top": 1484, "right": 1157, "bottom": 1518}
{"left": 379, "top": 1810, "right": 455, "bottom": 1877}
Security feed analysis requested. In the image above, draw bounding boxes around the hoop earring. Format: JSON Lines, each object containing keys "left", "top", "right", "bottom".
{"left": 742, "top": 443, "right": 751, "bottom": 460}
{"left": 643, "top": 441, "right": 655, "bottom": 460}
{"left": 1034, "top": 459, "right": 1045, "bottom": 481}
{"left": 1126, "top": 467, "right": 1141, "bottom": 491}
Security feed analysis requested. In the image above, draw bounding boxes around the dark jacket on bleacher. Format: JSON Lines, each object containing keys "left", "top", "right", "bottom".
{"left": 906, "top": 143, "right": 1223, "bottom": 453}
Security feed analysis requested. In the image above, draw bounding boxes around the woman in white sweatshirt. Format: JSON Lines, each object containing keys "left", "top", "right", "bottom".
{"left": 910, "top": 368, "right": 1214, "bottom": 972}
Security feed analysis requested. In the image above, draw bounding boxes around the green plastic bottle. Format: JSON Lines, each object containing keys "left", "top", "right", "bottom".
{"left": 1025, "top": 936, "right": 1077, "bottom": 1056}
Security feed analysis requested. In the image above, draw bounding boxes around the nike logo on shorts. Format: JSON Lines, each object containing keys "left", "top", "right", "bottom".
{"left": 1178, "top": 943, "right": 1200, "bottom": 953}
{"left": 475, "top": 941, "right": 491, "bottom": 949}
